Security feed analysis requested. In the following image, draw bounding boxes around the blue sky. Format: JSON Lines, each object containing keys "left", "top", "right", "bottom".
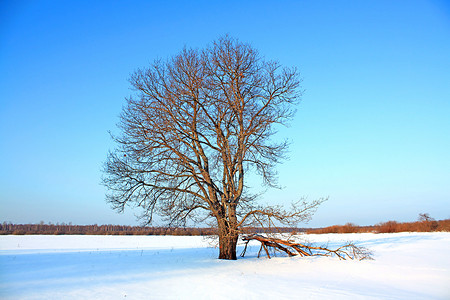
{"left": 1, "top": 0, "right": 449, "bottom": 227}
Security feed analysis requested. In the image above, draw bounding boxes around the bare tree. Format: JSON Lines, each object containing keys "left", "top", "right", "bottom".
{"left": 418, "top": 213, "right": 434, "bottom": 222}
{"left": 103, "top": 36, "right": 323, "bottom": 259}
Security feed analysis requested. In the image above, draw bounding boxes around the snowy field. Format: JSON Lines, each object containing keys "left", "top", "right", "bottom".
{"left": 1, "top": 232, "right": 449, "bottom": 299}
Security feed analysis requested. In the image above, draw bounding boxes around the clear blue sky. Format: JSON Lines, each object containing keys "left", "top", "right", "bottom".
{"left": 1, "top": 0, "right": 449, "bottom": 227}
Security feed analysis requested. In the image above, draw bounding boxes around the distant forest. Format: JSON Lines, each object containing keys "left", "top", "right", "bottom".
{"left": 1, "top": 218, "right": 449, "bottom": 235}
{"left": 0, "top": 223, "right": 302, "bottom": 236}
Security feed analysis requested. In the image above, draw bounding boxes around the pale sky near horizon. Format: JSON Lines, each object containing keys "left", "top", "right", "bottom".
{"left": 1, "top": 0, "right": 449, "bottom": 227}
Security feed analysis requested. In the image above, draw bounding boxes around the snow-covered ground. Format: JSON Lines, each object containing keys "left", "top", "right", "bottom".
{"left": 1, "top": 232, "right": 449, "bottom": 299}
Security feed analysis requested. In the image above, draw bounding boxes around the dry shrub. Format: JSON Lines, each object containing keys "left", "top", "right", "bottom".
{"left": 307, "top": 223, "right": 366, "bottom": 234}
{"left": 376, "top": 221, "right": 400, "bottom": 233}
{"left": 375, "top": 219, "right": 444, "bottom": 233}
{"left": 437, "top": 219, "right": 450, "bottom": 231}
{"left": 415, "top": 220, "right": 438, "bottom": 232}
{"left": 340, "top": 223, "right": 359, "bottom": 233}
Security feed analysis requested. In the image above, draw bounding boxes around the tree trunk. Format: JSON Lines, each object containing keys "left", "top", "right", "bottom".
{"left": 217, "top": 219, "right": 238, "bottom": 260}
{"left": 218, "top": 232, "right": 238, "bottom": 260}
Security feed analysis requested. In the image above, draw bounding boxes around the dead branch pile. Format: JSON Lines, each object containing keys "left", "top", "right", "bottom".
{"left": 241, "top": 234, "right": 373, "bottom": 260}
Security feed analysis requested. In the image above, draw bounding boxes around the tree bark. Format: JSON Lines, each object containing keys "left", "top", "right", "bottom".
{"left": 218, "top": 234, "right": 238, "bottom": 260}
{"left": 217, "top": 219, "right": 239, "bottom": 260}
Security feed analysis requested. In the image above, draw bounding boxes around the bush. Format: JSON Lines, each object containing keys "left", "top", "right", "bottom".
{"left": 376, "top": 221, "right": 399, "bottom": 233}
{"left": 437, "top": 219, "right": 450, "bottom": 231}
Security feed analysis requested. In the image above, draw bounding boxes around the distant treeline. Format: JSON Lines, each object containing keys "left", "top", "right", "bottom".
{"left": 0, "top": 223, "right": 303, "bottom": 236}
{"left": 307, "top": 218, "right": 450, "bottom": 234}
{"left": 2, "top": 218, "right": 449, "bottom": 235}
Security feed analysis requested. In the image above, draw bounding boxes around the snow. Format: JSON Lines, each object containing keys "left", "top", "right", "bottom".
{"left": 1, "top": 232, "right": 449, "bottom": 299}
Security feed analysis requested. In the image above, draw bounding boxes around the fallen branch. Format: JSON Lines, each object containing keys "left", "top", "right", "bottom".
{"left": 241, "top": 234, "right": 373, "bottom": 260}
